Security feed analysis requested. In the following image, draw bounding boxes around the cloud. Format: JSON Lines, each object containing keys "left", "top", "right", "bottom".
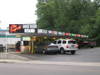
{"left": 0, "top": 0, "right": 37, "bottom": 29}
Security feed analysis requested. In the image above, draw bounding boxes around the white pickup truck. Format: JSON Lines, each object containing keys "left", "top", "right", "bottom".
{"left": 43, "top": 39, "right": 79, "bottom": 55}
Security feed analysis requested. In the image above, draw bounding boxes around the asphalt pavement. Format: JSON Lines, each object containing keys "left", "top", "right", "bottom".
{"left": 0, "top": 62, "right": 100, "bottom": 75}
{"left": 0, "top": 48, "right": 100, "bottom": 62}
{"left": 0, "top": 48, "right": 100, "bottom": 75}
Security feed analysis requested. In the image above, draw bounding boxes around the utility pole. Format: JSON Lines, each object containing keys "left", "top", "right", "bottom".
{"left": 5, "top": 31, "right": 8, "bottom": 53}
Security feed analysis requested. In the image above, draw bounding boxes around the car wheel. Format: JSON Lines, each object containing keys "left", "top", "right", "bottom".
{"left": 90, "top": 46, "right": 94, "bottom": 48}
{"left": 60, "top": 48, "right": 65, "bottom": 54}
{"left": 71, "top": 50, "right": 76, "bottom": 55}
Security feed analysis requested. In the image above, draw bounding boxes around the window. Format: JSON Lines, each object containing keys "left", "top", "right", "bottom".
{"left": 63, "top": 40, "right": 66, "bottom": 44}
{"left": 58, "top": 40, "right": 61, "bottom": 44}
{"left": 68, "top": 40, "right": 76, "bottom": 44}
{"left": 23, "top": 41, "right": 29, "bottom": 46}
{"left": 53, "top": 41, "right": 56, "bottom": 44}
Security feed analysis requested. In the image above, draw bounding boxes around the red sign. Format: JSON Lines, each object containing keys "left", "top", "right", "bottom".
{"left": 75, "top": 34, "right": 81, "bottom": 37}
{"left": 65, "top": 33, "right": 70, "bottom": 36}
{"left": 9, "top": 24, "right": 24, "bottom": 33}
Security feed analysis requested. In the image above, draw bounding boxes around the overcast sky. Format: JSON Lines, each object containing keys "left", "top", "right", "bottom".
{"left": 0, "top": 0, "right": 37, "bottom": 29}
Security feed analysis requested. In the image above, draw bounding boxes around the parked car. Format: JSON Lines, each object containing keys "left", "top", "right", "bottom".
{"left": 35, "top": 41, "right": 53, "bottom": 54}
{"left": 42, "top": 39, "right": 79, "bottom": 55}
{"left": 42, "top": 43, "right": 59, "bottom": 54}
{"left": 78, "top": 40, "right": 96, "bottom": 49}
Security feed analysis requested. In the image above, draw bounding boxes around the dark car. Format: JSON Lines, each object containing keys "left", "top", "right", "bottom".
{"left": 35, "top": 41, "right": 58, "bottom": 54}
{"left": 42, "top": 43, "right": 59, "bottom": 54}
{"left": 78, "top": 40, "right": 96, "bottom": 49}
{"left": 35, "top": 41, "right": 51, "bottom": 54}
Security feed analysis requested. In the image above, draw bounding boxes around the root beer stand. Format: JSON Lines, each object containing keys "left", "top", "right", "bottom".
{"left": 9, "top": 24, "right": 89, "bottom": 54}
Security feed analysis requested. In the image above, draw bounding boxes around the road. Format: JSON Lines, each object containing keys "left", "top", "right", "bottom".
{"left": 0, "top": 48, "right": 100, "bottom": 75}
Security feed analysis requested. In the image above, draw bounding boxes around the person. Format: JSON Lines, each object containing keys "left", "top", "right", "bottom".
{"left": 16, "top": 41, "right": 20, "bottom": 52}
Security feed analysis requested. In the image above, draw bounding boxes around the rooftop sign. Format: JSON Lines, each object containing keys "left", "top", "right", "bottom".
{"left": 9, "top": 24, "right": 36, "bottom": 33}
{"left": 9, "top": 24, "right": 88, "bottom": 38}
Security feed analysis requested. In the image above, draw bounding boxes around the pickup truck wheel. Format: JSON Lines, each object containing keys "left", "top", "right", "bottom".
{"left": 71, "top": 50, "right": 76, "bottom": 55}
{"left": 60, "top": 48, "right": 65, "bottom": 54}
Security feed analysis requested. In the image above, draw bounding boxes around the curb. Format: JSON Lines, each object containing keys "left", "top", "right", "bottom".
{"left": 0, "top": 59, "right": 100, "bottom": 67}
{"left": 0, "top": 59, "right": 26, "bottom": 63}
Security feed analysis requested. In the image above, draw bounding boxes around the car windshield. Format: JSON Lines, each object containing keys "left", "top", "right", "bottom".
{"left": 52, "top": 41, "right": 56, "bottom": 44}
{"left": 68, "top": 40, "right": 77, "bottom": 44}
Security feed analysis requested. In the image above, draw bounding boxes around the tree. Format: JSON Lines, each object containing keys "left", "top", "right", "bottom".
{"left": 37, "top": 0, "right": 55, "bottom": 29}
{"left": 36, "top": 0, "right": 100, "bottom": 46}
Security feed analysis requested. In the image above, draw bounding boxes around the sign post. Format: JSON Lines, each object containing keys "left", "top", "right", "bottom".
{"left": 5, "top": 31, "right": 8, "bottom": 53}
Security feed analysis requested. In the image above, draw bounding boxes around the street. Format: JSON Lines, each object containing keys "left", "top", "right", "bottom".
{"left": 0, "top": 63, "right": 100, "bottom": 75}
{"left": 0, "top": 48, "right": 100, "bottom": 75}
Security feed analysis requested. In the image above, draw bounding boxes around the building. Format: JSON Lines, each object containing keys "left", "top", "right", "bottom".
{"left": 0, "top": 29, "right": 21, "bottom": 50}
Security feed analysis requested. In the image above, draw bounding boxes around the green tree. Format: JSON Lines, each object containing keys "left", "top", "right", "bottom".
{"left": 36, "top": 0, "right": 100, "bottom": 46}
{"left": 37, "top": 0, "right": 55, "bottom": 29}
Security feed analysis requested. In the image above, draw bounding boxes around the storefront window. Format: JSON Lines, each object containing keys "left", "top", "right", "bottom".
{"left": 23, "top": 41, "right": 29, "bottom": 46}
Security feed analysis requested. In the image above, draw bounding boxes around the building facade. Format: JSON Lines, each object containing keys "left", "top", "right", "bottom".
{"left": 0, "top": 29, "right": 20, "bottom": 47}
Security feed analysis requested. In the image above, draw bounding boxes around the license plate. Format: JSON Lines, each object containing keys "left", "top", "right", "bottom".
{"left": 71, "top": 45, "right": 74, "bottom": 48}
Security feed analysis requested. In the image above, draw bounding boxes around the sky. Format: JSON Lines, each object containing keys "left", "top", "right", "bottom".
{"left": 0, "top": 0, "right": 37, "bottom": 29}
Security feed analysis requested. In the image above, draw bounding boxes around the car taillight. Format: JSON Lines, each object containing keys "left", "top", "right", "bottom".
{"left": 66, "top": 45, "right": 69, "bottom": 48}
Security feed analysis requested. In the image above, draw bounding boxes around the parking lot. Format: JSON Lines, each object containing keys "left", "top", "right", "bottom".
{"left": 0, "top": 48, "right": 100, "bottom": 63}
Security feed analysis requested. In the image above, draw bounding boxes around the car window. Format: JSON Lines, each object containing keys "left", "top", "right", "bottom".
{"left": 53, "top": 41, "right": 56, "bottom": 44}
{"left": 58, "top": 40, "right": 61, "bottom": 44}
{"left": 68, "top": 40, "right": 76, "bottom": 44}
{"left": 63, "top": 40, "right": 66, "bottom": 44}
